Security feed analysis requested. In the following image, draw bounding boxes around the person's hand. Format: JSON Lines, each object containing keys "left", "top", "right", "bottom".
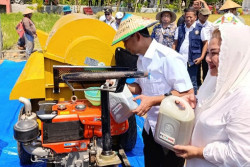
{"left": 173, "top": 145, "right": 204, "bottom": 159}
{"left": 199, "top": 0, "right": 205, "bottom": 4}
{"left": 194, "top": 57, "right": 203, "bottom": 65}
{"left": 198, "top": 0, "right": 206, "bottom": 6}
{"left": 132, "top": 95, "right": 155, "bottom": 116}
{"left": 175, "top": 93, "right": 197, "bottom": 109}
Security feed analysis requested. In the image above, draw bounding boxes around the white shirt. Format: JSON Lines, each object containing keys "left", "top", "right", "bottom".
{"left": 135, "top": 39, "right": 193, "bottom": 135}
{"left": 186, "top": 24, "right": 250, "bottom": 167}
{"left": 174, "top": 22, "right": 209, "bottom": 63}
{"left": 111, "top": 22, "right": 119, "bottom": 31}
{"left": 99, "top": 15, "right": 115, "bottom": 22}
{"left": 186, "top": 87, "right": 250, "bottom": 167}
{"left": 104, "top": 19, "right": 115, "bottom": 25}
{"left": 197, "top": 20, "right": 214, "bottom": 42}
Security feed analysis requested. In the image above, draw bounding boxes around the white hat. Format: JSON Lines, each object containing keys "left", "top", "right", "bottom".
{"left": 23, "top": 8, "right": 34, "bottom": 15}
{"left": 99, "top": 15, "right": 106, "bottom": 21}
{"left": 116, "top": 12, "right": 124, "bottom": 19}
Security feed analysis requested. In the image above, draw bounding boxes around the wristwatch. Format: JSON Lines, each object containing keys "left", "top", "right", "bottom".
{"left": 164, "top": 92, "right": 172, "bottom": 97}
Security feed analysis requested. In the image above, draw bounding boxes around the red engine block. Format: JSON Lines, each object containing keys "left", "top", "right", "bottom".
{"left": 41, "top": 99, "right": 129, "bottom": 153}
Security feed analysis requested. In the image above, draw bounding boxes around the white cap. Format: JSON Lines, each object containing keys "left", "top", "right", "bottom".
{"left": 99, "top": 15, "right": 106, "bottom": 21}
{"left": 115, "top": 12, "right": 124, "bottom": 19}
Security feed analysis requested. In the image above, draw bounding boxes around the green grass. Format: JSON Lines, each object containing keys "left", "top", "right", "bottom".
{"left": 1, "top": 12, "right": 250, "bottom": 50}
{"left": 0, "top": 13, "right": 60, "bottom": 50}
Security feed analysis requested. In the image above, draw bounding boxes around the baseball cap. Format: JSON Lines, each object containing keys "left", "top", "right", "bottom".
{"left": 116, "top": 12, "right": 124, "bottom": 19}
{"left": 199, "top": 8, "right": 211, "bottom": 15}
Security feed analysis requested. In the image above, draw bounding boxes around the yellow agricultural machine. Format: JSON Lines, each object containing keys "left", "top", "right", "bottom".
{"left": 10, "top": 13, "right": 143, "bottom": 167}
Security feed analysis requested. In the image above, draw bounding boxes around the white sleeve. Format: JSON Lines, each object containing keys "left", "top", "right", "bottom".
{"left": 203, "top": 89, "right": 250, "bottom": 166}
{"left": 110, "top": 22, "right": 117, "bottom": 31}
{"left": 174, "top": 27, "right": 179, "bottom": 40}
{"left": 201, "top": 28, "right": 209, "bottom": 41}
{"left": 163, "top": 51, "right": 193, "bottom": 92}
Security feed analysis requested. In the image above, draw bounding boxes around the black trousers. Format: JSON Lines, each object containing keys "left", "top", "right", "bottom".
{"left": 197, "top": 56, "right": 209, "bottom": 87}
{"left": 142, "top": 128, "right": 185, "bottom": 167}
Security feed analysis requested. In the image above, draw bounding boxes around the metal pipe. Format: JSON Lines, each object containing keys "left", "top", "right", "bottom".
{"left": 19, "top": 97, "right": 32, "bottom": 116}
{"left": 23, "top": 144, "right": 49, "bottom": 157}
{"left": 62, "top": 71, "right": 148, "bottom": 82}
{"left": 101, "top": 90, "right": 112, "bottom": 156}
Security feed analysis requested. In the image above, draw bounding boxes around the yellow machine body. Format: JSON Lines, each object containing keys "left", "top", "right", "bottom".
{"left": 10, "top": 13, "right": 124, "bottom": 101}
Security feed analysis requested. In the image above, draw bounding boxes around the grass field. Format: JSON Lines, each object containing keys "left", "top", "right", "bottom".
{"left": 1, "top": 13, "right": 60, "bottom": 50}
{"left": 1, "top": 12, "right": 250, "bottom": 50}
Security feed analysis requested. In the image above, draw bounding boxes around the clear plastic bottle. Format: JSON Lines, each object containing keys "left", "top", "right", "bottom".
{"left": 154, "top": 95, "right": 195, "bottom": 151}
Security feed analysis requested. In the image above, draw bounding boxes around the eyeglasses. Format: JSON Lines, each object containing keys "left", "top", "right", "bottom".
{"left": 105, "top": 13, "right": 110, "bottom": 16}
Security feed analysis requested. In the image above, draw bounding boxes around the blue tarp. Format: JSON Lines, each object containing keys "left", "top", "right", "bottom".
{"left": 0, "top": 60, "right": 145, "bottom": 167}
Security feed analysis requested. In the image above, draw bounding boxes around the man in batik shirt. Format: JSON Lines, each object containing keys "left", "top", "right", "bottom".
{"left": 151, "top": 9, "right": 177, "bottom": 48}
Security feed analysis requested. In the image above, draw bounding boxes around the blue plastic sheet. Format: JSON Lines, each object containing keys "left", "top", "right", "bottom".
{"left": 0, "top": 60, "right": 26, "bottom": 166}
{"left": 0, "top": 60, "right": 145, "bottom": 167}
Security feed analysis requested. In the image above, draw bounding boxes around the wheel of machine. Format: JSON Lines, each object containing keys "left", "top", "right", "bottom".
{"left": 119, "top": 115, "right": 137, "bottom": 151}
{"left": 17, "top": 107, "right": 32, "bottom": 165}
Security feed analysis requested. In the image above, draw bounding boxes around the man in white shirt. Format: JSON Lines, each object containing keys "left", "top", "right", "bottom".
{"left": 102, "top": 8, "right": 115, "bottom": 26}
{"left": 177, "top": 0, "right": 210, "bottom": 26}
{"left": 173, "top": 7, "right": 208, "bottom": 94}
{"left": 197, "top": 8, "right": 214, "bottom": 41}
{"left": 112, "top": 13, "right": 196, "bottom": 167}
{"left": 197, "top": 8, "right": 214, "bottom": 87}
{"left": 111, "top": 12, "right": 124, "bottom": 31}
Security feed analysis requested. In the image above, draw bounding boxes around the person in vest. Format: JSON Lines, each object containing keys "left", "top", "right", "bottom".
{"left": 173, "top": 7, "right": 209, "bottom": 94}
{"left": 103, "top": 8, "right": 115, "bottom": 26}
{"left": 151, "top": 9, "right": 177, "bottom": 48}
{"left": 22, "top": 8, "right": 37, "bottom": 58}
{"left": 196, "top": 8, "right": 213, "bottom": 87}
{"left": 177, "top": 0, "right": 209, "bottom": 26}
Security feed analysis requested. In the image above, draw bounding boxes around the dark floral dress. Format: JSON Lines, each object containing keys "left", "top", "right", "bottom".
{"left": 151, "top": 23, "right": 177, "bottom": 48}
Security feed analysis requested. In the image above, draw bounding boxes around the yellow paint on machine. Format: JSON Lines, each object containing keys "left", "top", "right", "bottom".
{"left": 9, "top": 52, "right": 45, "bottom": 100}
{"left": 10, "top": 13, "right": 124, "bottom": 101}
{"left": 59, "top": 111, "right": 70, "bottom": 115}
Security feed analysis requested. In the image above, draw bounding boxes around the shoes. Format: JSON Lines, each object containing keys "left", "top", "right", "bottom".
{"left": 18, "top": 46, "right": 26, "bottom": 50}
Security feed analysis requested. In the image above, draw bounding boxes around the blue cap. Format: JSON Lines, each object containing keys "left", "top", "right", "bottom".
{"left": 63, "top": 5, "right": 72, "bottom": 13}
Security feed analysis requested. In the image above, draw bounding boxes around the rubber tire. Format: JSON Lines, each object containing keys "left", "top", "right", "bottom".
{"left": 119, "top": 114, "right": 137, "bottom": 151}
{"left": 17, "top": 107, "right": 32, "bottom": 165}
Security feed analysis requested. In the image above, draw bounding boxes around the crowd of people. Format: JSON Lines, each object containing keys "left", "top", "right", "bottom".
{"left": 111, "top": 0, "right": 250, "bottom": 167}
{"left": 15, "top": 2, "right": 250, "bottom": 166}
